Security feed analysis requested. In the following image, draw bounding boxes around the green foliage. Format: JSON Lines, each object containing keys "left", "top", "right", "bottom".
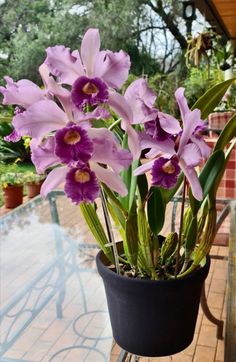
{"left": 80, "top": 202, "right": 114, "bottom": 263}
{"left": 192, "top": 77, "right": 236, "bottom": 119}
{"left": 0, "top": 120, "right": 31, "bottom": 163}
{"left": 147, "top": 187, "right": 165, "bottom": 236}
{"left": 0, "top": 0, "right": 211, "bottom": 83}
{"left": 189, "top": 150, "right": 225, "bottom": 215}
{"left": 148, "top": 72, "right": 181, "bottom": 115}
{"left": 0, "top": 163, "right": 25, "bottom": 187}
{"left": 184, "top": 67, "right": 224, "bottom": 108}
{"left": 24, "top": 171, "right": 46, "bottom": 184}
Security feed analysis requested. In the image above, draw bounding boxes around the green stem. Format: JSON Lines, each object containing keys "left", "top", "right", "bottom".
{"left": 108, "top": 118, "right": 121, "bottom": 131}
{"left": 100, "top": 188, "right": 121, "bottom": 274}
{"left": 175, "top": 177, "right": 187, "bottom": 277}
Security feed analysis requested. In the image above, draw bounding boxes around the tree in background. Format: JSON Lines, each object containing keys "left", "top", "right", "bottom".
{"left": 0, "top": 0, "right": 207, "bottom": 84}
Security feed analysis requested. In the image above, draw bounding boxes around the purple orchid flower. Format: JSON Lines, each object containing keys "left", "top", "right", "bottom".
{"left": 30, "top": 137, "right": 59, "bottom": 174}
{"left": 144, "top": 111, "right": 182, "bottom": 142}
{"left": 55, "top": 124, "right": 94, "bottom": 165}
{"left": 0, "top": 63, "right": 75, "bottom": 142}
{"left": 4, "top": 129, "right": 21, "bottom": 143}
{"left": 12, "top": 90, "right": 110, "bottom": 142}
{"left": 108, "top": 79, "right": 184, "bottom": 161}
{"left": 134, "top": 88, "right": 211, "bottom": 201}
{"left": 108, "top": 78, "right": 180, "bottom": 160}
{"left": 175, "top": 87, "right": 211, "bottom": 159}
{"left": 0, "top": 76, "right": 47, "bottom": 109}
{"left": 151, "top": 157, "right": 181, "bottom": 189}
{"left": 45, "top": 28, "right": 130, "bottom": 109}
{"left": 65, "top": 166, "right": 100, "bottom": 204}
{"left": 123, "top": 78, "right": 157, "bottom": 122}
{"left": 31, "top": 124, "right": 132, "bottom": 203}
{"left": 13, "top": 99, "right": 68, "bottom": 140}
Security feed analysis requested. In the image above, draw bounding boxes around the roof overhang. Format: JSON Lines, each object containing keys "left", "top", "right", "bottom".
{"left": 194, "top": 0, "right": 236, "bottom": 52}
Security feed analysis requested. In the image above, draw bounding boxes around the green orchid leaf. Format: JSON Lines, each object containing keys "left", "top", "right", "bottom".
{"left": 213, "top": 113, "right": 236, "bottom": 152}
{"left": 185, "top": 216, "right": 198, "bottom": 253}
{"left": 210, "top": 138, "right": 236, "bottom": 199}
{"left": 107, "top": 200, "right": 126, "bottom": 238}
{"left": 192, "top": 78, "right": 236, "bottom": 119}
{"left": 189, "top": 150, "right": 225, "bottom": 215}
{"left": 137, "top": 172, "right": 148, "bottom": 203}
{"left": 101, "top": 183, "right": 128, "bottom": 216}
{"left": 147, "top": 186, "right": 166, "bottom": 236}
{"left": 124, "top": 201, "right": 138, "bottom": 266}
{"left": 120, "top": 159, "right": 139, "bottom": 211}
{"left": 137, "top": 202, "right": 155, "bottom": 276}
{"left": 80, "top": 202, "right": 114, "bottom": 263}
{"left": 119, "top": 133, "right": 139, "bottom": 211}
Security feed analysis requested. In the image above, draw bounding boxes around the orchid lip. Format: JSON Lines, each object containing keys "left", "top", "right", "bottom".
{"left": 74, "top": 170, "right": 91, "bottom": 183}
{"left": 82, "top": 82, "right": 99, "bottom": 94}
{"left": 71, "top": 76, "right": 109, "bottom": 109}
{"left": 64, "top": 130, "right": 81, "bottom": 144}
{"left": 55, "top": 124, "right": 94, "bottom": 164}
{"left": 162, "top": 160, "right": 176, "bottom": 174}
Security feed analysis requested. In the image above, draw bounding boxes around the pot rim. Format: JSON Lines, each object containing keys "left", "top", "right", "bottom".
{"left": 4, "top": 184, "right": 24, "bottom": 189}
{"left": 96, "top": 249, "right": 210, "bottom": 285}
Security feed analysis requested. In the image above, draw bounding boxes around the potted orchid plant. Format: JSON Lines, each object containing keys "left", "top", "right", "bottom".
{"left": 1, "top": 28, "right": 235, "bottom": 357}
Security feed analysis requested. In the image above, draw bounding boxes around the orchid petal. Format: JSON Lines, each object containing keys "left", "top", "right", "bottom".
{"left": 158, "top": 112, "right": 182, "bottom": 134}
{"left": 90, "top": 162, "right": 128, "bottom": 196}
{"left": 145, "top": 148, "right": 162, "bottom": 159}
{"left": 4, "top": 129, "right": 21, "bottom": 142}
{"left": 133, "top": 159, "right": 155, "bottom": 176}
{"left": 95, "top": 50, "right": 130, "bottom": 88}
{"left": 88, "top": 128, "right": 132, "bottom": 172}
{"left": 81, "top": 28, "right": 100, "bottom": 77}
{"left": 109, "top": 91, "right": 140, "bottom": 158}
{"left": 45, "top": 46, "right": 84, "bottom": 84}
{"left": 39, "top": 63, "right": 73, "bottom": 121}
{"left": 13, "top": 100, "right": 67, "bottom": 139}
{"left": 124, "top": 78, "right": 156, "bottom": 123}
{"left": 181, "top": 143, "right": 202, "bottom": 168}
{"left": 30, "top": 137, "right": 60, "bottom": 173}
{"left": 40, "top": 166, "right": 67, "bottom": 197}
{"left": 73, "top": 107, "right": 110, "bottom": 129}
{"left": 190, "top": 136, "right": 212, "bottom": 159}
{"left": 108, "top": 90, "right": 133, "bottom": 123}
{"left": 122, "top": 121, "right": 141, "bottom": 160}
{"left": 0, "top": 76, "right": 46, "bottom": 108}
{"left": 140, "top": 132, "right": 176, "bottom": 155}
{"left": 179, "top": 161, "right": 203, "bottom": 201}
{"left": 175, "top": 87, "right": 190, "bottom": 121}
{"left": 178, "top": 108, "right": 202, "bottom": 154}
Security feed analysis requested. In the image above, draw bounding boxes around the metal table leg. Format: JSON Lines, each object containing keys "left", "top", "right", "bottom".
{"left": 200, "top": 281, "right": 224, "bottom": 339}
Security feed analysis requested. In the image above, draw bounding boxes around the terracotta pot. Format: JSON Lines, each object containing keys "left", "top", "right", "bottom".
{"left": 96, "top": 251, "right": 210, "bottom": 357}
{"left": 27, "top": 181, "right": 43, "bottom": 198}
{"left": 3, "top": 185, "right": 24, "bottom": 209}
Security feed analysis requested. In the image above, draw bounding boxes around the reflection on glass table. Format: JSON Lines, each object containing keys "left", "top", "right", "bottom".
{"left": 0, "top": 191, "right": 112, "bottom": 362}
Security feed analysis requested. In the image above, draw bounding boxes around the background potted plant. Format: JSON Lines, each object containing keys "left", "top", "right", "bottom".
{"left": 1, "top": 28, "right": 235, "bottom": 357}
{"left": 0, "top": 164, "right": 25, "bottom": 208}
{"left": 24, "top": 171, "right": 45, "bottom": 198}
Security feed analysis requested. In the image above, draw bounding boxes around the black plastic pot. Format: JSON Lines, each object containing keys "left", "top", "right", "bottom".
{"left": 96, "top": 251, "right": 210, "bottom": 357}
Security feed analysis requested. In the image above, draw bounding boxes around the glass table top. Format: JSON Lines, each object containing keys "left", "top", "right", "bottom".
{"left": 0, "top": 192, "right": 112, "bottom": 362}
